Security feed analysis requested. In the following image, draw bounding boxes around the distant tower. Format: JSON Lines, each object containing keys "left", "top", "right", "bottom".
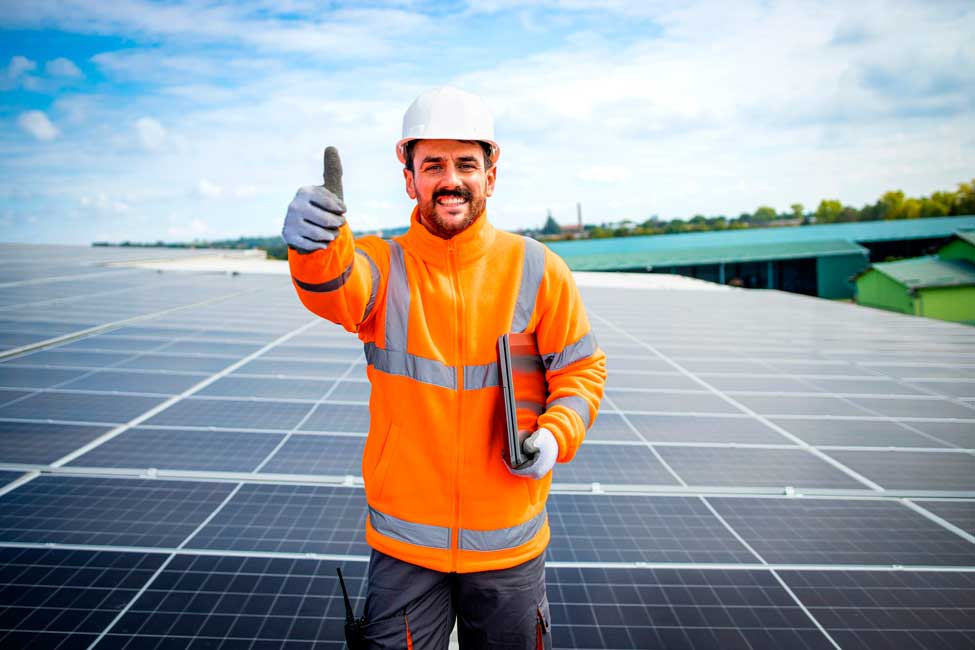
{"left": 576, "top": 203, "right": 582, "bottom": 230}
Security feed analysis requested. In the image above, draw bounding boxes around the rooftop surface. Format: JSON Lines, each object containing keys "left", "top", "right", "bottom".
{"left": 0, "top": 244, "right": 973, "bottom": 649}
{"left": 870, "top": 256, "right": 975, "bottom": 289}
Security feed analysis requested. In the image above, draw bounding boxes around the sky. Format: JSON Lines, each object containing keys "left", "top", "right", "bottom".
{"left": 1, "top": 0, "right": 973, "bottom": 245}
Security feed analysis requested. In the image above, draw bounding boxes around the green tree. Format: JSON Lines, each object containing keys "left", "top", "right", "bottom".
{"left": 877, "top": 190, "right": 906, "bottom": 219}
{"left": 954, "top": 179, "right": 975, "bottom": 215}
{"left": 816, "top": 199, "right": 843, "bottom": 223}
{"left": 752, "top": 206, "right": 777, "bottom": 222}
{"left": 790, "top": 203, "right": 804, "bottom": 220}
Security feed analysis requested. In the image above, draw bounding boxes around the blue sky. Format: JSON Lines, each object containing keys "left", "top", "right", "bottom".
{"left": 2, "top": 0, "right": 973, "bottom": 245}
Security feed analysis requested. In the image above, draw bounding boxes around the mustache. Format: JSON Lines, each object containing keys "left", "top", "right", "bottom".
{"left": 433, "top": 187, "right": 473, "bottom": 202}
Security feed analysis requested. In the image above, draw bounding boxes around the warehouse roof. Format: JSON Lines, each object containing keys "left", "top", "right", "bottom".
{"left": 547, "top": 215, "right": 975, "bottom": 262}
{"left": 869, "top": 256, "right": 975, "bottom": 289}
{"left": 558, "top": 238, "right": 868, "bottom": 271}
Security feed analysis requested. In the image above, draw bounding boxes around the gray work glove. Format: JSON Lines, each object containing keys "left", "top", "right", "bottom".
{"left": 507, "top": 427, "right": 559, "bottom": 480}
{"left": 282, "top": 146, "right": 346, "bottom": 254}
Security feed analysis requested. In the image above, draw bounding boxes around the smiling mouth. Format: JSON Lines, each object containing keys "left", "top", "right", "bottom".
{"left": 436, "top": 196, "right": 468, "bottom": 206}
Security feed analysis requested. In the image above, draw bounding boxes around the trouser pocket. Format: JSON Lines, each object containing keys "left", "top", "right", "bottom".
{"left": 535, "top": 595, "right": 551, "bottom": 650}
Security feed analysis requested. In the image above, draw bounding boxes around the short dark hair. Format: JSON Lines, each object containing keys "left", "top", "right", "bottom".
{"left": 403, "top": 140, "right": 494, "bottom": 173}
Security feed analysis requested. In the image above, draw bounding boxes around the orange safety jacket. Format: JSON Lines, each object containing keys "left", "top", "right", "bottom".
{"left": 288, "top": 207, "right": 606, "bottom": 573}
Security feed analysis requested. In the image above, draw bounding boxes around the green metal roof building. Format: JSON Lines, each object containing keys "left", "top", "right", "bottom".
{"left": 546, "top": 215, "right": 975, "bottom": 299}
{"left": 854, "top": 230, "right": 975, "bottom": 324}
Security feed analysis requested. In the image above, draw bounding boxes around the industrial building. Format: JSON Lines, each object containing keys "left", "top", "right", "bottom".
{"left": 855, "top": 230, "right": 975, "bottom": 324}
{"left": 547, "top": 215, "right": 975, "bottom": 299}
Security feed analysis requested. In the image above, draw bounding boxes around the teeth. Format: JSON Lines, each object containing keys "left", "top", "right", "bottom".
{"left": 438, "top": 197, "right": 466, "bottom": 205}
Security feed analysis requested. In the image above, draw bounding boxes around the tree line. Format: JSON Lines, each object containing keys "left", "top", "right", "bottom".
{"left": 540, "top": 177, "right": 975, "bottom": 240}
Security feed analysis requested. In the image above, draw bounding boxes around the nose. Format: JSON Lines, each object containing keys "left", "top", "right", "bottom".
{"left": 441, "top": 162, "right": 462, "bottom": 187}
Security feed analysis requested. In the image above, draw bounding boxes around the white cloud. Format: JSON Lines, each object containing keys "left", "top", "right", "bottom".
{"left": 17, "top": 111, "right": 59, "bottom": 141}
{"left": 135, "top": 117, "right": 166, "bottom": 150}
{"left": 195, "top": 178, "right": 223, "bottom": 198}
{"left": 45, "top": 57, "right": 84, "bottom": 78}
{"left": 7, "top": 55, "right": 36, "bottom": 78}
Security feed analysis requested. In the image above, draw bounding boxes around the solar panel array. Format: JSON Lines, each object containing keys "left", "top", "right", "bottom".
{"left": 0, "top": 245, "right": 973, "bottom": 649}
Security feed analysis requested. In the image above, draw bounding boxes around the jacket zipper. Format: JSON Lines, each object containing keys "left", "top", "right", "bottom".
{"left": 448, "top": 241, "right": 463, "bottom": 571}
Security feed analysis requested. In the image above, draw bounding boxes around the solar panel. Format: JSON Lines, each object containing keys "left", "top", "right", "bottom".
{"left": 68, "top": 428, "right": 286, "bottom": 473}
{"left": 626, "top": 413, "right": 786, "bottom": 444}
{"left": 912, "top": 500, "right": 975, "bottom": 533}
{"left": 145, "top": 398, "right": 313, "bottom": 430}
{"left": 60, "top": 370, "right": 208, "bottom": 395}
{"left": 826, "top": 449, "right": 975, "bottom": 491}
{"left": 1, "top": 245, "right": 972, "bottom": 647}
{"left": 709, "top": 497, "right": 975, "bottom": 566}
{"left": 778, "top": 570, "right": 975, "bottom": 650}
{"left": 0, "top": 547, "right": 167, "bottom": 649}
{"left": 186, "top": 484, "right": 369, "bottom": 556}
{"left": 546, "top": 566, "right": 836, "bottom": 649}
{"left": 260, "top": 434, "right": 365, "bottom": 476}
{"left": 656, "top": 447, "right": 868, "bottom": 489}
{"left": 554, "top": 443, "right": 681, "bottom": 486}
{"left": 0, "top": 475, "right": 235, "bottom": 547}
{"left": 0, "top": 392, "right": 166, "bottom": 423}
{"left": 95, "top": 555, "right": 366, "bottom": 649}
{"left": 771, "top": 417, "right": 949, "bottom": 448}
{"left": 0, "top": 421, "right": 110, "bottom": 464}
{"left": 547, "top": 494, "right": 755, "bottom": 564}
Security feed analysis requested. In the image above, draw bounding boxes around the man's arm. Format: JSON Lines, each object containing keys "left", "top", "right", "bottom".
{"left": 282, "top": 148, "right": 386, "bottom": 333}
{"left": 533, "top": 250, "right": 607, "bottom": 463}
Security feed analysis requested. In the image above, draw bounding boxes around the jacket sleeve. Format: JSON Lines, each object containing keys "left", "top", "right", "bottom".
{"left": 287, "top": 224, "right": 386, "bottom": 334}
{"left": 533, "top": 249, "right": 607, "bottom": 463}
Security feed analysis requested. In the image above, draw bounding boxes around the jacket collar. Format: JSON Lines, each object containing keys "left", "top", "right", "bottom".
{"left": 400, "top": 205, "right": 497, "bottom": 267}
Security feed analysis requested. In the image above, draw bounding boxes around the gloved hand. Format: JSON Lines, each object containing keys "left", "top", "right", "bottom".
{"left": 282, "top": 146, "right": 346, "bottom": 254}
{"left": 507, "top": 427, "right": 558, "bottom": 480}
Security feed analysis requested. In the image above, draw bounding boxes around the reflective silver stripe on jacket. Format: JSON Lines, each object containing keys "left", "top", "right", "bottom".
{"left": 511, "top": 237, "right": 546, "bottom": 333}
{"left": 459, "top": 508, "right": 548, "bottom": 552}
{"left": 364, "top": 342, "right": 456, "bottom": 389}
{"left": 463, "top": 362, "right": 499, "bottom": 391}
{"left": 292, "top": 261, "right": 353, "bottom": 293}
{"left": 385, "top": 240, "right": 410, "bottom": 349}
{"left": 355, "top": 248, "right": 380, "bottom": 323}
{"left": 547, "top": 395, "right": 591, "bottom": 427}
{"left": 542, "top": 331, "right": 599, "bottom": 371}
{"left": 370, "top": 506, "right": 547, "bottom": 553}
{"left": 370, "top": 507, "right": 450, "bottom": 549}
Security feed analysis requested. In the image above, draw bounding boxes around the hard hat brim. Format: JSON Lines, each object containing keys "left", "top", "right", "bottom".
{"left": 396, "top": 138, "right": 501, "bottom": 165}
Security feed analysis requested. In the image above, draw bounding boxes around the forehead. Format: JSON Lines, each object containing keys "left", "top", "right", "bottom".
{"left": 413, "top": 139, "right": 482, "bottom": 160}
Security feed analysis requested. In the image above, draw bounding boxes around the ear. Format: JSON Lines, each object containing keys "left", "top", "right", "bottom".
{"left": 484, "top": 164, "right": 497, "bottom": 198}
{"left": 403, "top": 168, "right": 416, "bottom": 200}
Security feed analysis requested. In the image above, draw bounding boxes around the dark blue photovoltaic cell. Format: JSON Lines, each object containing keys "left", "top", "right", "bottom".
{"left": 547, "top": 566, "right": 834, "bottom": 649}
{"left": 0, "top": 391, "right": 165, "bottom": 424}
{"left": 60, "top": 370, "right": 206, "bottom": 395}
{"left": 198, "top": 375, "right": 336, "bottom": 400}
{"left": 144, "top": 398, "right": 312, "bottom": 430}
{"left": 709, "top": 497, "right": 975, "bottom": 567}
{"left": 547, "top": 493, "right": 754, "bottom": 564}
{"left": 780, "top": 570, "right": 975, "bottom": 650}
{"left": 186, "top": 484, "right": 369, "bottom": 556}
{"left": 0, "top": 366, "right": 88, "bottom": 388}
{"left": 657, "top": 446, "right": 867, "bottom": 489}
{"left": 0, "top": 470, "right": 25, "bottom": 488}
{"left": 0, "top": 421, "right": 111, "bottom": 464}
{"left": 0, "top": 547, "right": 166, "bottom": 650}
{"left": 913, "top": 500, "right": 975, "bottom": 535}
{"left": 553, "top": 443, "right": 681, "bottom": 486}
{"left": 96, "top": 556, "right": 366, "bottom": 649}
{"left": 68, "top": 428, "right": 285, "bottom": 472}
{"left": 300, "top": 403, "right": 370, "bottom": 433}
{"left": 0, "top": 475, "right": 235, "bottom": 548}
{"left": 260, "top": 435, "right": 365, "bottom": 476}
{"left": 825, "top": 449, "right": 975, "bottom": 491}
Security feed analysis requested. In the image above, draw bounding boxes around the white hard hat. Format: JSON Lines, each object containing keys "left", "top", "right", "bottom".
{"left": 396, "top": 86, "right": 500, "bottom": 165}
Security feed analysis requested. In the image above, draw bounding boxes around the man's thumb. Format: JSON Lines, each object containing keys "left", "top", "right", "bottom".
{"left": 323, "top": 146, "right": 344, "bottom": 202}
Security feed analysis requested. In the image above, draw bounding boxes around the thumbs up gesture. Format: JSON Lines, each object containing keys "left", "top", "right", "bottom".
{"left": 282, "top": 146, "right": 347, "bottom": 253}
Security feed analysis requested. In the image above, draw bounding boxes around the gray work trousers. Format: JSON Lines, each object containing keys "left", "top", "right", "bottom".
{"left": 362, "top": 549, "right": 552, "bottom": 650}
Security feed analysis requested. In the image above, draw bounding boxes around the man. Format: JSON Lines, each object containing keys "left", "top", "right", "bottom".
{"left": 282, "top": 86, "right": 606, "bottom": 649}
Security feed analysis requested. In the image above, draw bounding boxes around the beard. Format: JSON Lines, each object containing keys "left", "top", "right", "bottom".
{"left": 418, "top": 185, "right": 486, "bottom": 239}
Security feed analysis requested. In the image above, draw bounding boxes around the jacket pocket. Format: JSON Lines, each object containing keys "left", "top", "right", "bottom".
{"left": 524, "top": 476, "right": 543, "bottom": 506}
{"left": 370, "top": 422, "right": 402, "bottom": 501}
